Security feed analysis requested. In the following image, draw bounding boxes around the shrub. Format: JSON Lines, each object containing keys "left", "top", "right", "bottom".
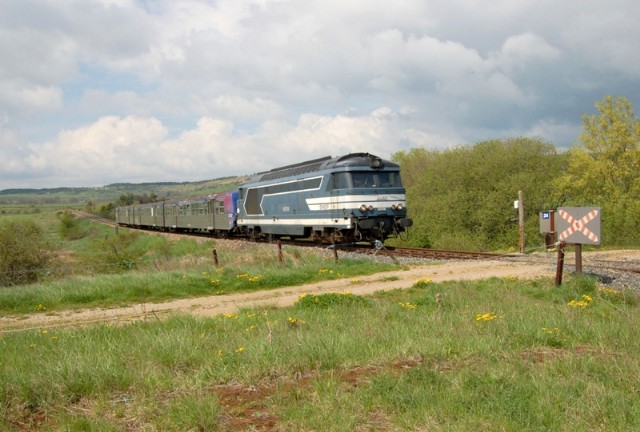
{"left": 58, "top": 210, "right": 87, "bottom": 240}
{"left": 0, "top": 219, "right": 54, "bottom": 286}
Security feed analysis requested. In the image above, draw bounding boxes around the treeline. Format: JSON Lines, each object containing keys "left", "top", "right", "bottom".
{"left": 393, "top": 96, "right": 640, "bottom": 250}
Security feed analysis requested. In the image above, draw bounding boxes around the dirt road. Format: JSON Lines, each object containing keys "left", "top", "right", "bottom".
{"left": 1, "top": 258, "right": 552, "bottom": 332}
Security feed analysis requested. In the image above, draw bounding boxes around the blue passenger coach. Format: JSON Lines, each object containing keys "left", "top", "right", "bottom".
{"left": 236, "top": 153, "right": 412, "bottom": 243}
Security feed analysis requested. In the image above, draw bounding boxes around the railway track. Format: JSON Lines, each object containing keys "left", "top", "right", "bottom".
{"left": 70, "top": 210, "right": 119, "bottom": 227}
{"left": 69, "top": 211, "right": 640, "bottom": 284}
{"left": 71, "top": 210, "right": 513, "bottom": 262}
{"left": 360, "top": 245, "right": 511, "bottom": 260}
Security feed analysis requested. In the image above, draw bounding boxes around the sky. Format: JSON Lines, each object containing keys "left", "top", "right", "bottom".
{"left": 1, "top": 0, "right": 640, "bottom": 189}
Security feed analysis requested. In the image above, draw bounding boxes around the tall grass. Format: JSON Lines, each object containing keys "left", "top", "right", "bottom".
{"left": 1, "top": 275, "right": 638, "bottom": 431}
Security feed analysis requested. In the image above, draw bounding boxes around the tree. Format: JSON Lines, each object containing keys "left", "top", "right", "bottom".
{"left": 394, "top": 138, "right": 565, "bottom": 250}
{"left": 0, "top": 219, "right": 54, "bottom": 286}
{"left": 556, "top": 96, "right": 640, "bottom": 245}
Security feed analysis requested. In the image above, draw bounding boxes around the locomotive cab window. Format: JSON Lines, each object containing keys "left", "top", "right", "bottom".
{"left": 332, "top": 172, "right": 403, "bottom": 189}
{"left": 332, "top": 172, "right": 352, "bottom": 189}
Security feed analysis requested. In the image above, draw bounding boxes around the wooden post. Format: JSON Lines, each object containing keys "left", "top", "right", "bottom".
{"left": 549, "top": 209, "right": 555, "bottom": 246}
{"left": 555, "top": 241, "right": 566, "bottom": 286}
{"left": 212, "top": 249, "right": 219, "bottom": 267}
{"left": 277, "top": 240, "right": 284, "bottom": 263}
{"left": 518, "top": 190, "right": 525, "bottom": 254}
{"left": 575, "top": 244, "right": 582, "bottom": 274}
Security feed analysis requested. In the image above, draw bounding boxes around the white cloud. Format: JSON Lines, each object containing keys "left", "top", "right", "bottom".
{"left": 1, "top": 0, "right": 639, "bottom": 188}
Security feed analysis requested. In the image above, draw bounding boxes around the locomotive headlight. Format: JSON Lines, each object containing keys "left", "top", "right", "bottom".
{"left": 391, "top": 204, "right": 398, "bottom": 210}
{"left": 359, "top": 204, "right": 368, "bottom": 212}
{"left": 367, "top": 205, "right": 374, "bottom": 211}
{"left": 396, "top": 203, "right": 404, "bottom": 211}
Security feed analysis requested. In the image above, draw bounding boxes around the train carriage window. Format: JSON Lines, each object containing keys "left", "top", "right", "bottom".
{"left": 216, "top": 201, "right": 225, "bottom": 215}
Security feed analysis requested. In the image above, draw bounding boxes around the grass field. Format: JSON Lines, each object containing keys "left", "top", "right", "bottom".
{"left": 1, "top": 271, "right": 639, "bottom": 431}
{"left": 1, "top": 212, "right": 639, "bottom": 430}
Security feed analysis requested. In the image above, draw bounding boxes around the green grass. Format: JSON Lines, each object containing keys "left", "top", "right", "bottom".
{"left": 1, "top": 275, "right": 638, "bottom": 431}
{"left": 0, "top": 251, "right": 399, "bottom": 315}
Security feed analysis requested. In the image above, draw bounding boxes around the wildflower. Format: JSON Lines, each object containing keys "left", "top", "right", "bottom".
{"left": 288, "top": 317, "right": 305, "bottom": 328}
{"left": 35, "top": 304, "right": 46, "bottom": 311}
{"left": 235, "top": 347, "right": 245, "bottom": 353}
{"left": 398, "top": 302, "right": 417, "bottom": 310}
{"left": 236, "top": 273, "right": 249, "bottom": 279}
{"left": 248, "top": 276, "right": 261, "bottom": 283}
{"left": 567, "top": 300, "right": 589, "bottom": 307}
{"left": 245, "top": 325, "right": 257, "bottom": 332}
{"left": 475, "top": 313, "right": 498, "bottom": 322}
{"left": 318, "top": 269, "right": 333, "bottom": 274}
{"left": 351, "top": 278, "right": 361, "bottom": 284}
{"left": 41, "top": 330, "right": 49, "bottom": 334}
{"left": 599, "top": 287, "right": 619, "bottom": 295}
{"left": 210, "top": 279, "right": 221, "bottom": 286}
{"left": 413, "top": 278, "right": 433, "bottom": 288}
{"left": 223, "top": 313, "right": 238, "bottom": 319}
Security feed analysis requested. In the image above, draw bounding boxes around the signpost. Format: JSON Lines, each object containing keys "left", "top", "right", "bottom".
{"left": 539, "top": 207, "right": 601, "bottom": 285}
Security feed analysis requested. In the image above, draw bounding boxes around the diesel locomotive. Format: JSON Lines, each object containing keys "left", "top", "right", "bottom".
{"left": 115, "top": 153, "right": 413, "bottom": 244}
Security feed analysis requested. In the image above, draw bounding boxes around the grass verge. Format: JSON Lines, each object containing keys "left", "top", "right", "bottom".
{"left": 1, "top": 275, "right": 638, "bottom": 430}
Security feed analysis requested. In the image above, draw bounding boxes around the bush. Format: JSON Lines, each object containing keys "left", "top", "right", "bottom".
{"left": 0, "top": 219, "right": 54, "bottom": 286}
{"left": 58, "top": 210, "right": 87, "bottom": 240}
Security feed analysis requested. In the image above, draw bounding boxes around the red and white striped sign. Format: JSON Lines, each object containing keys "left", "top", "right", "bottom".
{"left": 558, "top": 208, "right": 599, "bottom": 243}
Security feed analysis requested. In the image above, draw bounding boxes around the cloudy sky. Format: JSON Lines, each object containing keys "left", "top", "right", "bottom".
{"left": 1, "top": 0, "right": 639, "bottom": 189}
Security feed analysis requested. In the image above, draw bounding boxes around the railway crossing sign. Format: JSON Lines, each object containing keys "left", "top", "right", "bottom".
{"left": 555, "top": 207, "right": 601, "bottom": 245}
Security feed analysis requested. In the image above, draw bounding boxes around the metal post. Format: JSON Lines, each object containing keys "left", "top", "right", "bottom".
{"left": 555, "top": 241, "right": 566, "bottom": 286}
{"left": 518, "top": 190, "right": 525, "bottom": 254}
{"left": 212, "top": 249, "right": 219, "bottom": 267}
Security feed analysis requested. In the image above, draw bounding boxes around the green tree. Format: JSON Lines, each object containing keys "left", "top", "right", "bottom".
{"left": 0, "top": 219, "right": 54, "bottom": 286}
{"left": 394, "top": 138, "right": 565, "bottom": 251}
{"left": 556, "top": 96, "right": 640, "bottom": 245}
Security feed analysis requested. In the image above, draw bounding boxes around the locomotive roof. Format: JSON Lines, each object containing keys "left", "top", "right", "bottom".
{"left": 250, "top": 153, "right": 399, "bottom": 183}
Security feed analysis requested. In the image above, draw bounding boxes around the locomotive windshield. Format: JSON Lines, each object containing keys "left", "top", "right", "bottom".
{"left": 332, "top": 171, "right": 403, "bottom": 189}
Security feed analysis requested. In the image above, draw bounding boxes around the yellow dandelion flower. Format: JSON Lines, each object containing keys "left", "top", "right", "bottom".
{"left": 475, "top": 312, "right": 498, "bottom": 322}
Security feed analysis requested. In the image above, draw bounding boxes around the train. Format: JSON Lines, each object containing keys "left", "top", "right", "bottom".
{"left": 115, "top": 152, "right": 413, "bottom": 245}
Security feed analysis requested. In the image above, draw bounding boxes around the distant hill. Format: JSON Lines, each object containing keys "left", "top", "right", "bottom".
{"left": 0, "top": 176, "right": 248, "bottom": 205}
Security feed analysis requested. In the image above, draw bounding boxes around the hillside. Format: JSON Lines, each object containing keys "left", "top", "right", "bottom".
{"left": 0, "top": 175, "right": 248, "bottom": 207}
